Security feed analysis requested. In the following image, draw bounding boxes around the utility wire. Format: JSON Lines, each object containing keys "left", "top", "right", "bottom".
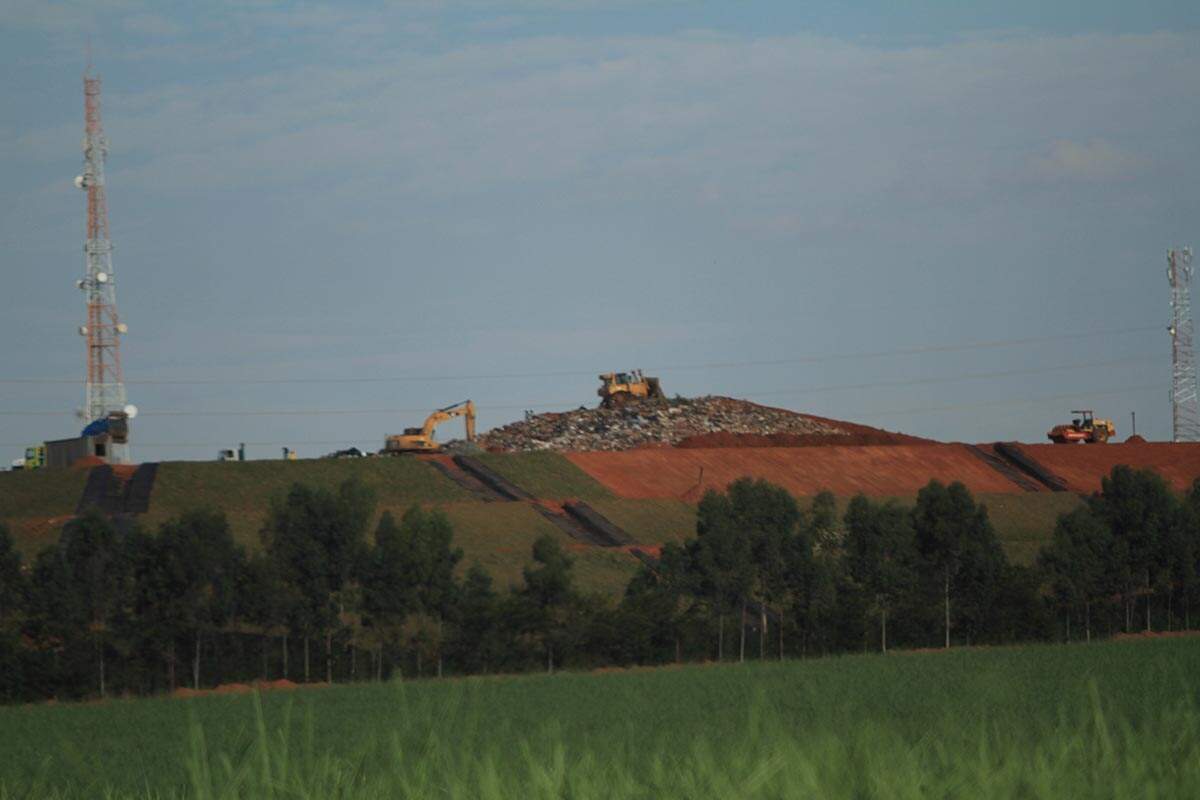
{"left": 0, "top": 354, "right": 1160, "bottom": 417}
{"left": 854, "top": 383, "right": 1165, "bottom": 418}
{"left": 0, "top": 384, "right": 1168, "bottom": 449}
{"left": 0, "top": 324, "right": 1162, "bottom": 385}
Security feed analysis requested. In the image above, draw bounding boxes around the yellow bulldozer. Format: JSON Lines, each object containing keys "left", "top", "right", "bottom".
{"left": 385, "top": 400, "right": 476, "bottom": 454}
{"left": 1047, "top": 410, "right": 1115, "bottom": 444}
{"left": 597, "top": 370, "right": 665, "bottom": 409}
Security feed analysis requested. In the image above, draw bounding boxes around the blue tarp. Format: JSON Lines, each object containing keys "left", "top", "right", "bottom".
{"left": 81, "top": 418, "right": 109, "bottom": 437}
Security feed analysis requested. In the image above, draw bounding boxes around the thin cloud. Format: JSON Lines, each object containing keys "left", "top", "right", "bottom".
{"left": 1030, "top": 139, "right": 1146, "bottom": 181}
{"left": 122, "top": 13, "right": 182, "bottom": 37}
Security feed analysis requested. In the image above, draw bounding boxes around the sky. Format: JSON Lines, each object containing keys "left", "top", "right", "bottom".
{"left": 1, "top": 0, "right": 1199, "bottom": 462}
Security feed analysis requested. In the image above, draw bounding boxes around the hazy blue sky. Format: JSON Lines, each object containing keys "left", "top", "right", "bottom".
{"left": 2, "top": 1, "right": 1198, "bottom": 461}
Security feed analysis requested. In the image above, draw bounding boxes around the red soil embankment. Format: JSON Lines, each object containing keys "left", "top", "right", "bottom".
{"left": 677, "top": 431, "right": 924, "bottom": 448}
{"left": 677, "top": 413, "right": 932, "bottom": 449}
{"left": 1018, "top": 442, "right": 1200, "bottom": 493}
{"left": 566, "top": 444, "right": 1025, "bottom": 499}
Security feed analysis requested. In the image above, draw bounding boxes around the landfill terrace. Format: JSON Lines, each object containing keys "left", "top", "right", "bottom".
{"left": 476, "top": 395, "right": 914, "bottom": 452}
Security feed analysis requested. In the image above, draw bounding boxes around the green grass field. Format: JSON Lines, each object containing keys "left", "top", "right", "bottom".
{"left": 1, "top": 638, "right": 1197, "bottom": 798}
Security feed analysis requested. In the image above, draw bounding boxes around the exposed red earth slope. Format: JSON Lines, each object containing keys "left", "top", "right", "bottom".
{"left": 1017, "top": 442, "right": 1200, "bottom": 493}
{"left": 566, "top": 444, "right": 1025, "bottom": 499}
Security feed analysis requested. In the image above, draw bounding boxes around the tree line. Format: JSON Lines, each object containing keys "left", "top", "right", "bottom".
{"left": 0, "top": 464, "right": 1197, "bottom": 703}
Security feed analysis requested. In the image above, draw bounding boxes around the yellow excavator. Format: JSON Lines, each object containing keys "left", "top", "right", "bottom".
{"left": 597, "top": 370, "right": 665, "bottom": 409}
{"left": 385, "top": 400, "right": 476, "bottom": 454}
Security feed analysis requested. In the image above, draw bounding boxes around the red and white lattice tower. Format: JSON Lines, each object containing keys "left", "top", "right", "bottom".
{"left": 75, "top": 72, "right": 131, "bottom": 461}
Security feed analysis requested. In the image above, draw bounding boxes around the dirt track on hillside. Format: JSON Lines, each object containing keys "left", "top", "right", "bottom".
{"left": 566, "top": 444, "right": 1026, "bottom": 499}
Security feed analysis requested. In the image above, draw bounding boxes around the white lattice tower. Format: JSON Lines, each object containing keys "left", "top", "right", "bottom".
{"left": 1168, "top": 247, "right": 1199, "bottom": 442}
{"left": 76, "top": 73, "right": 130, "bottom": 461}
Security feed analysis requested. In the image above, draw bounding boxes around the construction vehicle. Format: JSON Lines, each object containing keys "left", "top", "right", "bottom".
{"left": 1047, "top": 410, "right": 1115, "bottom": 444}
{"left": 9, "top": 445, "right": 44, "bottom": 470}
{"left": 22, "top": 445, "right": 46, "bottom": 469}
{"left": 597, "top": 370, "right": 665, "bottom": 409}
{"left": 385, "top": 400, "right": 476, "bottom": 454}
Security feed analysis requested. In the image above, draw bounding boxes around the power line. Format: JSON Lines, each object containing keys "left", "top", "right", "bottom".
{"left": 730, "top": 355, "right": 1155, "bottom": 399}
{"left": 0, "top": 354, "right": 1159, "bottom": 418}
{"left": 0, "top": 354, "right": 1161, "bottom": 417}
{"left": 0, "top": 324, "right": 1161, "bottom": 386}
{"left": 854, "top": 383, "right": 1165, "bottom": 418}
{"left": 0, "top": 383, "right": 1168, "bottom": 450}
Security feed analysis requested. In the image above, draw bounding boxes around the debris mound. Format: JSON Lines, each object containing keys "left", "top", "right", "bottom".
{"left": 479, "top": 396, "right": 906, "bottom": 452}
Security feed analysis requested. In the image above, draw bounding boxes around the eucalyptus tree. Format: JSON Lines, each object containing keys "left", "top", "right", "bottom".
{"left": 360, "top": 511, "right": 416, "bottom": 680}
{"left": 844, "top": 495, "right": 916, "bottom": 653}
{"left": 521, "top": 535, "right": 575, "bottom": 673}
{"left": 694, "top": 488, "right": 754, "bottom": 661}
{"left": 1091, "top": 466, "right": 1184, "bottom": 632}
{"left": 61, "top": 511, "right": 128, "bottom": 696}
{"left": 155, "top": 510, "right": 244, "bottom": 689}
{"left": 912, "top": 481, "right": 1001, "bottom": 648}
{"left": 262, "top": 479, "right": 375, "bottom": 682}
{"left": 1039, "top": 506, "right": 1114, "bottom": 642}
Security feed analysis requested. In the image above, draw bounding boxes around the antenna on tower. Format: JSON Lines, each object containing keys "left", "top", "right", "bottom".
{"left": 1168, "top": 247, "right": 1199, "bottom": 442}
{"left": 76, "top": 70, "right": 132, "bottom": 463}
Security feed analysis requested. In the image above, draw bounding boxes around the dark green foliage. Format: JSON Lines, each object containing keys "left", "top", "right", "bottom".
{"left": 261, "top": 479, "right": 375, "bottom": 682}
{"left": 844, "top": 495, "right": 916, "bottom": 652}
{"left": 521, "top": 535, "right": 576, "bottom": 672}
{"left": 620, "top": 542, "right": 701, "bottom": 665}
{"left": 0, "top": 525, "right": 25, "bottom": 703}
{"left": 692, "top": 481, "right": 759, "bottom": 660}
{"left": 913, "top": 481, "right": 1007, "bottom": 647}
{"left": 150, "top": 510, "right": 244, "bottom": 689}
{"left": 58, "top": 511, "right": 124, "bottom": 697}
{"left": 1091, "top": 466, "right": 1188, "bottom": 632}
{"left": 237, "top": 552, "right": 298, "bottom": 678}
{"left": 360, "top": 506, "right": 463, "bottom": 678}
{"left": 1039, "top": 507, "right": 1114, "bottom": 641}
{"left": 448, "top": 564, "right": 505, "bottom": 674}
{"left": 4, "top": 463, "right": 1200, "bottom": 705}
{"left": 0, "top": 524, "right": 23, "bottom": 626}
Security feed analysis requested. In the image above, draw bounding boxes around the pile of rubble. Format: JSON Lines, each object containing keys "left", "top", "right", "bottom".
{"left": 478, "top": 396, "right": 847, "bottom": 452}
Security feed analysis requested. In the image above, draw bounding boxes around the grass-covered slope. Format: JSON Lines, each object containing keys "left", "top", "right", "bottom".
{"left": 474, "top": 452, "right": 614, "bottom": 500}
{"left": 440, "top": 503, "right": 639, "bottom": 594}
{"left": 589, "top": 498, "right": 698, "bottom": 545}
{"left": 138, "top": 456, "right": 473, "bottom": 547}
{"left": 0, "top": 468, "right": 88, "bottom": 555}
{"left": 149, "top": 457, "right": 471, "bottom": 513}
{"left": 977, "top": 492, "right": 1086, "bottom": 565}
{"left": 0, "top": 469, "right": 88, "bottom": 518}
{"left": 588, "top": 493, "right": 1078, "bottom": 564}
{"left": 0, "top": 455, "right": 1083, "bottom": 575}
{"left": 2, "top": 638, "right": 1197, "bottom": 798}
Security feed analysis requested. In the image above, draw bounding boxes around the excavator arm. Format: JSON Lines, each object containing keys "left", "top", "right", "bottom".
{"left": 385, "top": 400, "right": 476, "bottom": 454}
{"left": 421, "top": 400, "right": 476, "bottom": 442}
